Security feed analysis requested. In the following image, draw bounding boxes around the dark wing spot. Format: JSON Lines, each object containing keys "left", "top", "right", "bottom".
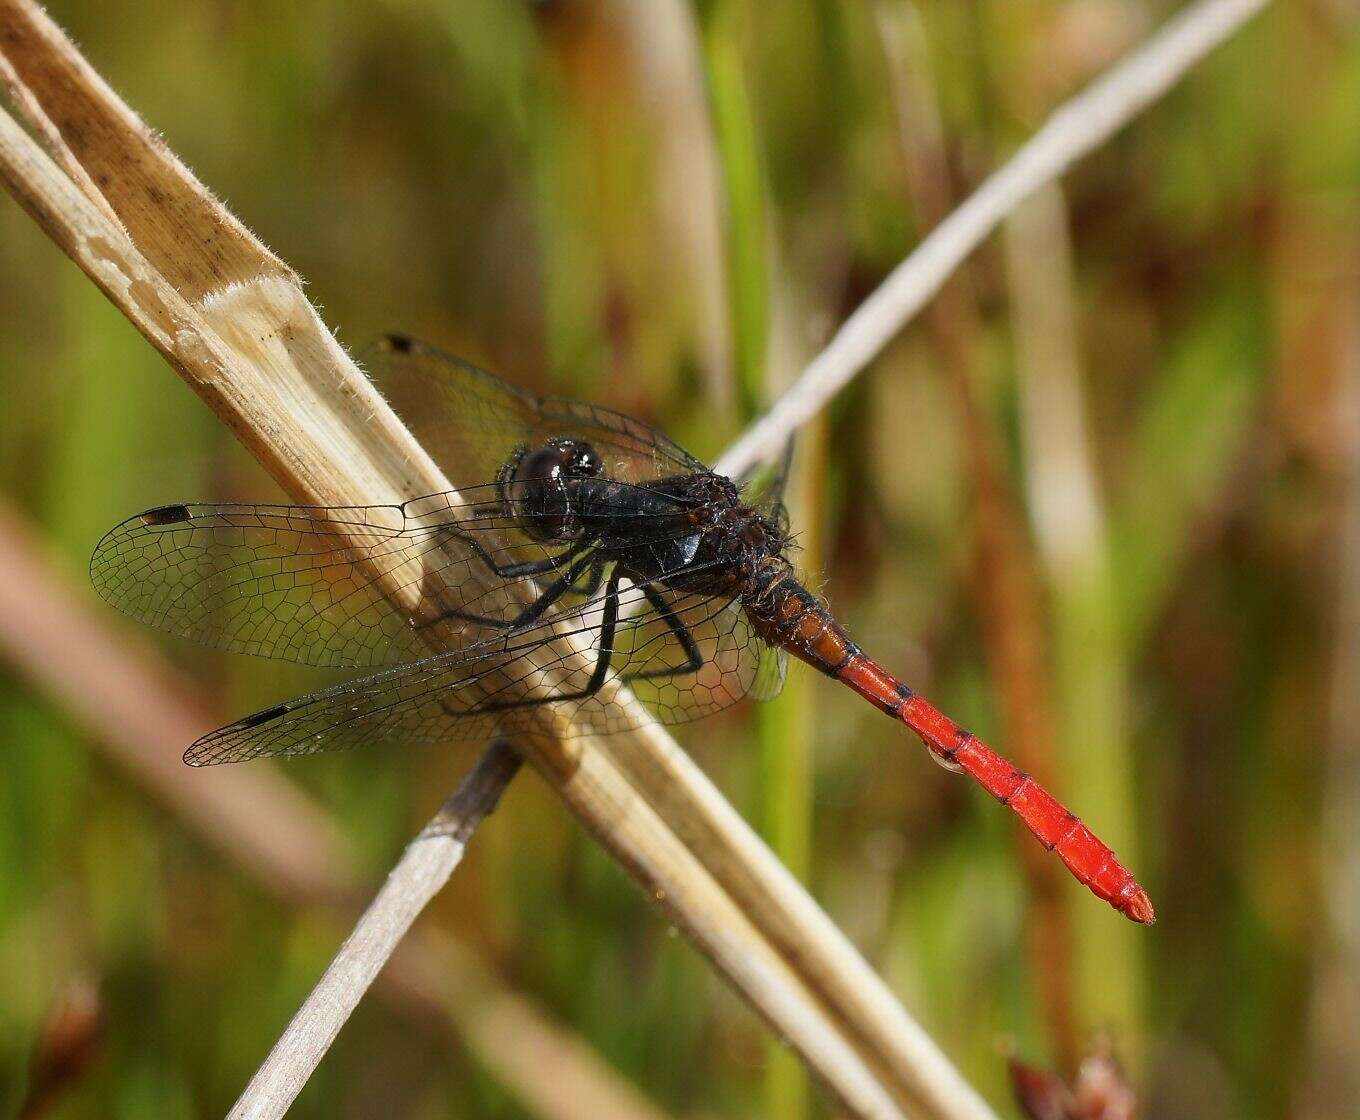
{"left": 237, "top": 703, "right": 291, "bottom": 729}
{"left": 141, "top": 504, "right": 191, "bottom": 526}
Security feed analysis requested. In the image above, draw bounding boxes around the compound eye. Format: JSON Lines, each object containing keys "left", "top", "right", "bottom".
{"left": 513, "top": 446, "right": 569, "bottom": 487}
{"left": 506, "top": 444, "right": 582, "bottom": 542}
{"left": 571, "top": 443, "right": 603, "bottom": 477}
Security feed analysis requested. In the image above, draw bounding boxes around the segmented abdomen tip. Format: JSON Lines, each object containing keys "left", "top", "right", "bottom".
{"left": 1121, "top": 887, "right": 1156, "bottom": 925}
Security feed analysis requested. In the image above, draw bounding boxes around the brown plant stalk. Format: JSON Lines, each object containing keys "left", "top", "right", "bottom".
{"left": 0, "top": 3, "right": 952, "bottom": 1118}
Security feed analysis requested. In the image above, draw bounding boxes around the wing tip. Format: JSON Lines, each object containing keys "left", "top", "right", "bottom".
{"left": 183, "top": 703, "right": 292, "bottom": 767}
{"left": 90, "top": 504, "right": 193, "bottom": 598}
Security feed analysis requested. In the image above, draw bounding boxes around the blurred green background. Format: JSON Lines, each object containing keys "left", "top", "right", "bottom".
{"left": 2, "top": 1, "right": 1357, "bottom": 1117}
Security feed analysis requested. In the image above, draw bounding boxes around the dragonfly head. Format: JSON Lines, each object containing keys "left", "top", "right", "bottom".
{"left": 500, "top": 437, "right": 604, "bottom": 543}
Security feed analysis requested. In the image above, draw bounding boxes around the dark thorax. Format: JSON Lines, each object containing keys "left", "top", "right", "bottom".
{"left": 498, "top": 437, "right": 790, "bottom": 597}
{"left": 587, "top": 470, "right": 790, "bottom": 596}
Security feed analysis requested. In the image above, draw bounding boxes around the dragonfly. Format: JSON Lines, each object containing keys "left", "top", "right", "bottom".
{"left": 91, "top": 334, "right": 1153, "bottom": 924}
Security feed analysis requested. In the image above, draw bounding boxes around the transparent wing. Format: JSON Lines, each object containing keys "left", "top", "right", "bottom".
{"left": 732, "top": 437, "right": 794, "bottom": 540}
{"left": 613, "top": 584, "right": 774, "bottom": 723}
{"left": 91, "top": 487, "right": 709, "bottom": 670}
{"left": 749, "top": 644, "right": 789, "bottom": 703}
{"left": 364, "top": 334, "right": 706, "bottom": 490}
{"left": 184, "top": 575, "right": 778, "bottom": 765}
{"left": 100, "top": 334, "right": 784, "bottom": 762}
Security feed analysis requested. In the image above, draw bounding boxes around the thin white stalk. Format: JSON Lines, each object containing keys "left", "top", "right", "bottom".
{"left": 227, "top": 740, "right": 524, "bottom": 1120}
{"left": 716, "top": 0, "right": 1271, "bottom": 480}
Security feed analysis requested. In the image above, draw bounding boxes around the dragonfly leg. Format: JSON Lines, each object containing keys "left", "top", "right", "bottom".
{"left": 497, "top": 552, "right": 575, "bottom": 579}
{"left": 418, "top": 551, "right": 594, "bottom": 631}
{"left": 473, "top": 569, "right": 621, "bottom": 714}
{"left": 623, "top": 582, "right": 703, "bottom": 681}
{"left": 572, "top": 561, "right": 604, "bottom": 599}
{"left": 448, "top": 527, "right": 577, "bottom": 581}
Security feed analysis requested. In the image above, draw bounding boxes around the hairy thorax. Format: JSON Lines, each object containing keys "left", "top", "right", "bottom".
{"left": 593, "top": 471, "right": 789, "bottom": 597}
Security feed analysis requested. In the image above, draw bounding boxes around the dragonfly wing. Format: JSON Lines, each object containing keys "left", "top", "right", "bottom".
{"left": 90, "top": 494, "right": 576, "bottom": 669}
{"left": 364, "top": 334, "right": 705, "bottom": 488}
{"left": 184, "top": 577, "right": 778, "bottom": 765}
{"left": 91, "top": 489, "right": 750, "bottom": 675}
{"left": 184, "top": 647, "right": 515, "bottom": 765}
{"left": 749, "top": 643, "right": 789, "bottom": 702}
{"left": 735, "top": 435, "right": 795, "bottom": 512}
{"left": 611, "top": 581, "right": 775, "bottom": 725}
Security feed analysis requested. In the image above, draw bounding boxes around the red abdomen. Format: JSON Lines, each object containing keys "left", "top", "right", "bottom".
{"left": 745, "top": 569, "right": 1153, "bottom": 924}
